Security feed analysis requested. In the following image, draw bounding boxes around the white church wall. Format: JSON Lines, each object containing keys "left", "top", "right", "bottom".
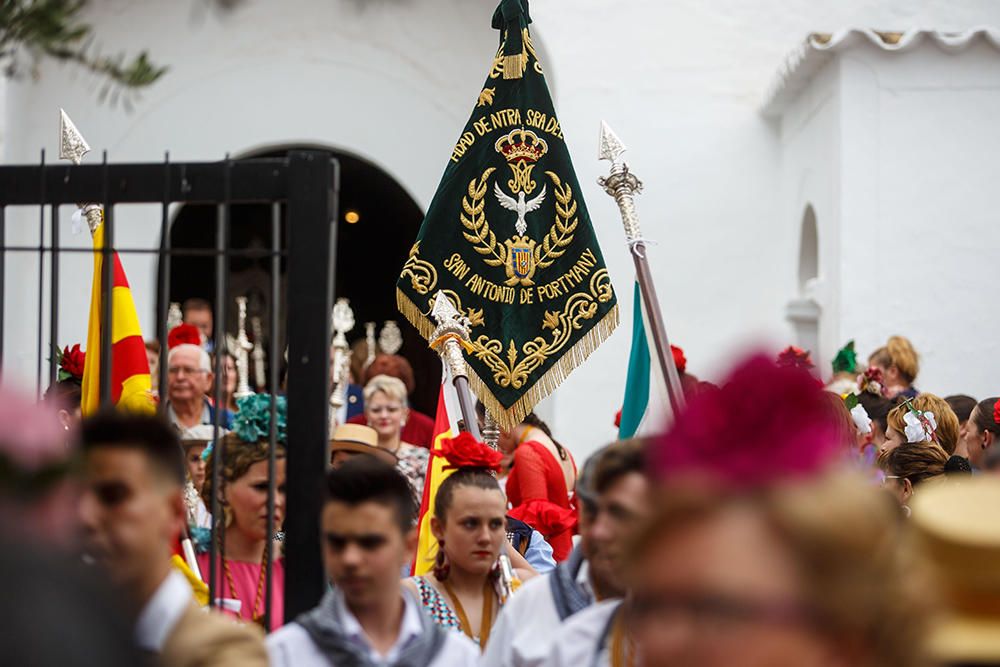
{"left": 837, "top": 42, "right": 1000, "bottom": 399}
{"left": 3, "top": 0, "right": 1000, "bottom": 456}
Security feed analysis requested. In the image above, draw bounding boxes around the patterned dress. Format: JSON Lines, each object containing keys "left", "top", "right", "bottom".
{"left": 414, "top": 577, "right": 462, "bottom": 632}
{"left": 395, "top": 441, "right": 429, "bottom": 503}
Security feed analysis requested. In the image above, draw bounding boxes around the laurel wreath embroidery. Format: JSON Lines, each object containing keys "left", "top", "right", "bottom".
{"left": 461, "top": 167, "right": 507, "bottom": 267}
{"left": 462, "top": 168, "right": 578, "bottom": 274}
{"left": 535, "top": 172, "right": 578, "bottom": 269}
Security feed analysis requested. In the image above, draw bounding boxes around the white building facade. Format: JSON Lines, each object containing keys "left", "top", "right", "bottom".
{"left": 3, "top": 0, "right": 1000, "bottom": 458}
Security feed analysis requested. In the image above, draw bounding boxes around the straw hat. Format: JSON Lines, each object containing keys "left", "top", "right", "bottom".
{"left": 330, "top": 423, "right": 397, "bottom": 466}
{"left": 178, "top": 424, "right": 228, "bottom": 444}
{"left": 910, "top": 476, "right": 1000, "bottom": 663}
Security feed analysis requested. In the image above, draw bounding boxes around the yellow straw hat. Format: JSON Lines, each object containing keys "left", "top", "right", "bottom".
{"left": 910, "top": 476, "right": 1000, "bottom": 663}
{"left": 330, "top": 423, "right": 397, "bottom": 466}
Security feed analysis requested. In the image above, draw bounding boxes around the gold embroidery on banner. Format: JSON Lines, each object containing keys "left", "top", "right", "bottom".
{"left": 400, "top": 242, "right": 438, "bottom": 295}
{"left": 495, "top": 129, "right": 548, "bottom": 195}
{"left": 461, "top": 168, "right": 578, "bottom": 286}
{"left": 489, "top": 30, "right": 543, "bottom": 79}
{"left": 478, "top": 87, "right": 496, "bottom": 107}
{"left": 469, "top": 269, "right": 610, "bottom": 391}
{"left": 460, "top": 168, "right": 507, "bottom": 267}
{"left": 534, "top": 172, "right": 578, "bottom": 270}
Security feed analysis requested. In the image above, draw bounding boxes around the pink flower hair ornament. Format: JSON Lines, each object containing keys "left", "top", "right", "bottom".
{"left": 650, "top": 353, "right": 845, "bottom": 491}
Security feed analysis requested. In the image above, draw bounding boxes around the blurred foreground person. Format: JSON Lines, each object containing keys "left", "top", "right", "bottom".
{"left": 482, "top": 439, "right": 649, "bottom": 667}
{"left": 600, "top": 355, "right": 927, "bottom": 667}
{"left": 268, "top": 458, "right": 478, "bottom": 666}
{"left": 911, "top": 477, "right": 1000, "bottom": 666}
{"left": 0, "top": 385, "right": 79, "bottom": 549}
{"left": 79, "top": 411, "right": 267, "bottom": 665}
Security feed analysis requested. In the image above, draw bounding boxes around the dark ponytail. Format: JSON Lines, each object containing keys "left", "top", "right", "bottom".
{"left": 522, "top": 412, "right": 568, "bottom": 461}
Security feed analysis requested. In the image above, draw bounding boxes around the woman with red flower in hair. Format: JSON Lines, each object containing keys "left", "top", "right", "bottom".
{"left": 403, "top": 433, "right": 535, "bottom": 651}
{"left": 964, "top": 396, "right": 1000, "bottom": 470}
{"left": 44, "top": 344, "right": 86, "bottom": 431}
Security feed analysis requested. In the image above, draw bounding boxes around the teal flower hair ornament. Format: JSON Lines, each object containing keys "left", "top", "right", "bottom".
{"left": 232, "top": 394, "right": 288, "bottom": 445}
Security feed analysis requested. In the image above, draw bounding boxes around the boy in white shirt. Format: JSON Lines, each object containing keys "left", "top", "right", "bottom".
{"left": 268, "top": 458, "right": 478, "bottom": 666}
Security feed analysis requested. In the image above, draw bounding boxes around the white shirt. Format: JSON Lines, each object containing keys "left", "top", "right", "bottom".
{"left": 267, "top": 591, "right": 478, "bottom": 667}
{"left": 480, "top": 562, "right": 594, "bottom": 667}
{"left": 544, "top": 599, "right": 621, "bottom": 667}
{"left": 134, "top": 570, "right": 194, "bottom": 652}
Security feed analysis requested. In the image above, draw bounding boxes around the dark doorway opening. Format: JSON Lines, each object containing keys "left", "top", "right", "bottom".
{"left": 163, "top": 147, "right": 440, "bottom": 415}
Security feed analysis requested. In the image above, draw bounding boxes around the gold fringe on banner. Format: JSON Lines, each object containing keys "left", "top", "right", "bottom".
{"left": 397, "top": 287, "right": 619, "bottom": 431}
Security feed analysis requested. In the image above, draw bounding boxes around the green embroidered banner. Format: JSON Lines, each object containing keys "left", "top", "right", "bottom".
{"left": 396, "top": 0, "right": 618, "bottom": 429}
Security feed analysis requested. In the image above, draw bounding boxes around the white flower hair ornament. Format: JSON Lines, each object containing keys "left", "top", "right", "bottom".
{"left": 851, "top": 404, "right": 873, "bottom": 435}
{"left": 902, "top": 404, "right": 937, "bottom": 444}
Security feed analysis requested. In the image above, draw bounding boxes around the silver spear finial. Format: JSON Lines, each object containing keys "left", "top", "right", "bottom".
{"left": 59, "top": 109, "right": 91, "bottom": 165}
{"left": 58, "top": 108, "right": 102, "bottom": 235}
{"left": 597, "top": 121, "right": 644, "bottom": 246}
{"left": 597, "top": 120, "right": 627, "bottom": 165}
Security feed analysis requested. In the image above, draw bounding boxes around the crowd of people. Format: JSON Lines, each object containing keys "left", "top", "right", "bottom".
{"left": 2, "top": 315, "right": 1000, "bottom": 666}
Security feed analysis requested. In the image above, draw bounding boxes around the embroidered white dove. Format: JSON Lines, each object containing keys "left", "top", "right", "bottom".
{"left": 494, "top": 183, "right": 546, "bottom": 236}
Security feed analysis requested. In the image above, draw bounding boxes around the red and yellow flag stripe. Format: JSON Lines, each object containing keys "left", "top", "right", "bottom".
{"left": 81, "top": 217, "right": 155, "bottom": 415}
{"left": 412, "top": 376, "right": 461, "bottom": 575}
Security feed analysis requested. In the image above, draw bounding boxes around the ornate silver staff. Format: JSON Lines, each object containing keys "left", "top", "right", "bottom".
{"left": 329, "top": 298, "right": 355, "bottom": 418}
{"left": 379, "top": 320, "right": 403, "bottom": 356}
{"left": 364, "top": 321, "right": 377, "bottom": 368}
{"left": 598, "top": 121, "right": 686, "bottom": 415}
{"left": 232, "top": 297, "right": 255, "bottom": 399}
{"left": 251, "top": 315, "right": 266, "bottom": 391}
{"left": 429, "top": 291, "right": 481, "bottom": 440}
{"left": 166, "top": 301, "right": 183, "bottom": 330}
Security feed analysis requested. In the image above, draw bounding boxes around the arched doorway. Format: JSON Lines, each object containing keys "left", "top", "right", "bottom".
{"left": 162, "top": 147, "right": 440, "bottom": 415}
{"left": 785, "top": 204, "right": 821, "bottom": 355}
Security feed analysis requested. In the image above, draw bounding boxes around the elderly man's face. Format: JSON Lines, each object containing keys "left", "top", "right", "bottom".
{"left": 167, "top": 347, "right": 212, "bottom": 403}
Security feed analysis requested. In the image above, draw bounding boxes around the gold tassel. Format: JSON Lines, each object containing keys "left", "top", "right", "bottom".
{"left": 502, "top": 53, "right": 524, "bottom": 80}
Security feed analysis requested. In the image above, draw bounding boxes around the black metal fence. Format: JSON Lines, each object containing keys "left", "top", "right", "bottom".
{"left": 0, "top": 150, "right": 338, "bottom": 625}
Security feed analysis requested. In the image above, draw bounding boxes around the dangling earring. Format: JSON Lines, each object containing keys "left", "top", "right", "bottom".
{"left": 223, "top": 505, "right": 234, "bottom": 528}
{"left": 433, "top": 540, "right": 450, "bottom": 581}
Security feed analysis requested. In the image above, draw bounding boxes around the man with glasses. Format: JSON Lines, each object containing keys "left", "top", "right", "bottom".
{"left": 481, "top": 439, "right": 650, "bottom": 667}
{"left": 267, "top": 458, "right": 478, "bottom": 666}
{"left": 166, "top": 343, "right": 233, "bottom": 430}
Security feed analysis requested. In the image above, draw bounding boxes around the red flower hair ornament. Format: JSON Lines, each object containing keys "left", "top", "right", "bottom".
{"left": 776, "top": 345, "right": 814, "bottom": 370}
{"left": 167, "top": 323, "right": 202, "bottom": 350}
{"left": 994, "top": 398, "right": 1000, "bottom": 426}
{"left": 433, "top": 432, "right": 504, "bottom": 473}
{"left": 651, "top": 353, "right": 844, "bottom": 491}
{"left": 55, "top": 344, "right": 85, "bottom": 381}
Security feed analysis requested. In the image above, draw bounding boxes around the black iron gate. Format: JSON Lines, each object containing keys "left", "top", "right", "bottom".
{"left": 0, "top": 150, "right": 337, "bottom": 623}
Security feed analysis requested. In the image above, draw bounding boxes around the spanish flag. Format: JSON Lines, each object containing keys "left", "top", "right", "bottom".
{"left": 80, "top": 212, "right": 155, "bottom": 415}
{"left": 412, "top": 366, "right": 462, "bottom": 575}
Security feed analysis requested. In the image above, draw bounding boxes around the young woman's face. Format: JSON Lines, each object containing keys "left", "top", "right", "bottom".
{"left": 365, "top": 391, "right": 408, "bottom": 442}
{"left": 223, "top": 355, "right": 237, "bottom": 394}
{"left": 433, "top": 485, "right": 507, "bottom": 577}
{"left": 185, "top": 443, "right": 207, "bottom": 492}
{"left": 964, "top": 407, "right": 987, "bottom": 468}
{"left": 226, "top": 458, "right": 286, "bottom": 541}
{"left": 880, "top": 427, "right": 906, "bottom": 457}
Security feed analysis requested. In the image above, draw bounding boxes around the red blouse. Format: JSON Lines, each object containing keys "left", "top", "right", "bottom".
{"left": 506, "top": 440, "right": 577, "bottom": 561}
